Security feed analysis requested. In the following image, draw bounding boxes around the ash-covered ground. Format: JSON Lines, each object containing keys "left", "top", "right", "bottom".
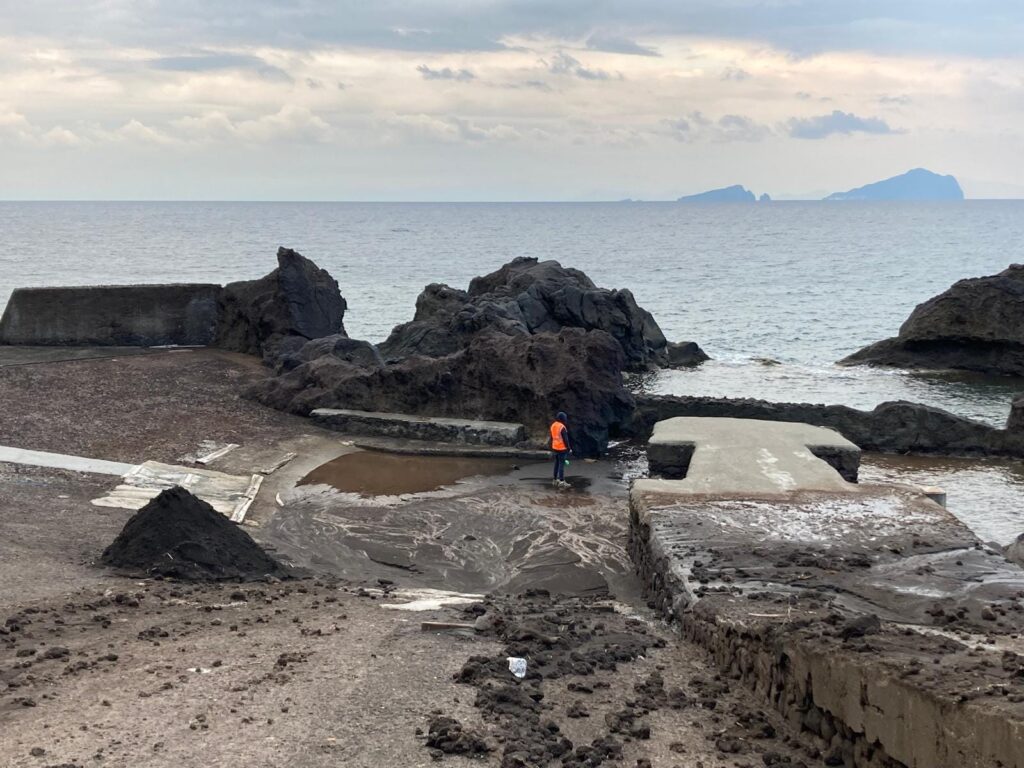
{"left": 0, "top": 348, "right": 827, "bottom": 766}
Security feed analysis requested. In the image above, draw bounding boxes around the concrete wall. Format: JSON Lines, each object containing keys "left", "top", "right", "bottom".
{"left": 0, "top": 284, "right": 222, "bottom": 347}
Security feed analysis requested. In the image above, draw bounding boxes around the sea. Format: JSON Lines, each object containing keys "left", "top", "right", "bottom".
{"left": 2, "top": 200, "right": 1023, "bottom": 543}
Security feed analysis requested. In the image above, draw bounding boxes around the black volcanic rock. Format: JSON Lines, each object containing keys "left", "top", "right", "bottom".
{"left": 249, "top": 327, "right": 635, "bottom": 457}
{"left": 101, "top": 487, "right": 290, "bottom": 581}
{"left": 215, "top": 247, "right": 347, "bottom": 363}
{"left": 377, "top": 257, "right": 668, "bottom": 371}
{"left": 841, "top": 264, "right": 1024, "bottom": 375}
{"left": 666, "top": 341, "right": 709, "bottom": 368}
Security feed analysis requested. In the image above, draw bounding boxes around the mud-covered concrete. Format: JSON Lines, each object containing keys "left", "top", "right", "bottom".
{"left": 631, "top": 458, "right": 1024, "bottom": 767}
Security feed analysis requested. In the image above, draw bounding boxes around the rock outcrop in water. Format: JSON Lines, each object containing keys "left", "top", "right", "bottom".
{"left": 250, "top": 328, "right": 634, "bottom": 457}
{"left": 676, "top": 185, "right": 757, "bottom": 203}
{"left": 841, "top": 264, "right": 1024, "bottom": 376}
{"left": 216, "top": 247, "right": 348, "bottom": 363}
{"left": 378, "top": 257, "right": 669, "bottom": 372}
{"left": 824, "top": 168, "right": 964, "bottom": 201}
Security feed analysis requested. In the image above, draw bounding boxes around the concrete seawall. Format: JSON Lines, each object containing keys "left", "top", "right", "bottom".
{"left": 0, "top": 284, "right": 222, "bottom": 346}
{"left": 630, "top": 416, "right": 1024, "bottom": 767}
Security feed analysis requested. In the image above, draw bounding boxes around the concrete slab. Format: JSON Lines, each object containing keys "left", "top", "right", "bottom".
{"left": 0, "top": 445, "right": 136, "bottom": 476}
{"left": 0, "top": 345, "right": 158, "bottom": 368}
{"left": 311, "top": 408, "right": 527, "bottom": 447}
{"left": 91, "top": 461, "right": 262, "bottom": 523}
{"left": 630, "top": 417, "right": 1024, "bottom": 767}
{"left": 645, "top": 416, "right": 860, "bottom": 491}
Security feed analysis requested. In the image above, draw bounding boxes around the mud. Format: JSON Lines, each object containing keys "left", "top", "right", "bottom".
{"left": 267, "top": 460, "right": 636, "bottom": 598}
{"left": 426, "top": 591, "right": 817, "bottom": 767}
{"left": 101, "top": 487, "right": 291, "bottom": 581}
{"left": 298, "top": 450, "right": 521, "bottom": 496}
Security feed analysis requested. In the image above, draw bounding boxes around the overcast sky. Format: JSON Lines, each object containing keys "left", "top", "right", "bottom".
{"left": 1, "top": 1, "right": 1021, "bottom": 200}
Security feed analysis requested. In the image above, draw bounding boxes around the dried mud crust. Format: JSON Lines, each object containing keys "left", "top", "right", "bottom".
{"left": 1, "top": 579, "right": 823, "bottom": 768}
{"left": 0, "top": 349, "right": 310, "bottom": 463}
{"left": 428, "top": 591, "right": 824, "bottom": 767}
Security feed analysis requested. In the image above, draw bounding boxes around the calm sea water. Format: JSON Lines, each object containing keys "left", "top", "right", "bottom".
{"left": 2, "top": 200, "right": 1023, "bottom": 540}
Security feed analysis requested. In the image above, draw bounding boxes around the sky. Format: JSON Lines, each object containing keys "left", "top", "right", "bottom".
{"left": 1, "top": 1, "right": 1022, "bottom": 200}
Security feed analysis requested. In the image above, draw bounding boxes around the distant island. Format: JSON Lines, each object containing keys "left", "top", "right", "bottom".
{"left": 676, "top": 185, "right": 767, "bottom": 202}
{"left": 824, "top": 168, "right": 964, "bottom": 201}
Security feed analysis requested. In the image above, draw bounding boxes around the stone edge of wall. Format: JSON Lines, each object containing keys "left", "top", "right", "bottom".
{"left": 628, "top": 503, "right": 1024, "bottom": 768}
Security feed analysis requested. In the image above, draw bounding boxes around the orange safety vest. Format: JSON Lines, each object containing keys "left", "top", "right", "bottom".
{"left": 550, "top": 421, "right": 567, "bottom": 452}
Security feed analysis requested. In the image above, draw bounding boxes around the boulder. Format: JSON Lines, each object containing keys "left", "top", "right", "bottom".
{"left": 841, "top": 265, "right": 1024, "bottom": 375}
{"left": 215, "top": 247, "right": 347, "bottom": 363}
{"left": 248, "top": 328, "right": 635, "bottom": 457}
{"left": 1006, "top": 395, "right": 1024, "bottom": 432}
{"left": 1005, "top": 533, "right": 1024, "bottom": 568}
{"left": 377, "top": 257, "right": 668, "bottom": 371}
{"left": 666, "top": 341, "right": 709, "bottom": 368}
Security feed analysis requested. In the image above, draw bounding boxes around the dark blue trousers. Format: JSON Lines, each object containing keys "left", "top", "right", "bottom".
{"left": 553, "top": 451, "right": 568, "bottom": 481}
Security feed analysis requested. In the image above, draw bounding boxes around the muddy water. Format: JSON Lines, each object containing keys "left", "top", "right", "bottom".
{"left": 861, "top": 454, "right": 1024, "bottom": 545}
{"left": 266, "top": 455, "right": 642, "bottom": 600}
{"left": 298, "top": 450, "right": 520, "bottom": 496}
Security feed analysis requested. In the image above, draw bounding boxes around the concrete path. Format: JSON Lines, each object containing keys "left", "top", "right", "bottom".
{"left": 0, "top": 444, "right": 136, "bottom": 476}
{"left": 643, "top": 416, "right": 859, "bottom": 495}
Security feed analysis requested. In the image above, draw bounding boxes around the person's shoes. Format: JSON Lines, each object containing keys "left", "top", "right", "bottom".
{"left": 551, "top": 478, "right": 559, "bottom": 487}
{"left": 557, "top": 480, "right": 571, "bottom": 489}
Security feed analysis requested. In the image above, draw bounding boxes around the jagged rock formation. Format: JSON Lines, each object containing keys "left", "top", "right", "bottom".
{"left": 250, "top": 328, "right": 634, "bottom": 457}
{"left": 377, "top": 257, "right": 669, "bottom": 372}
{"left": 216, "top": 247, "right": 347, "bottom": 363}
{"left": 841, "top": 265, "right": 1024, "bottom": 376}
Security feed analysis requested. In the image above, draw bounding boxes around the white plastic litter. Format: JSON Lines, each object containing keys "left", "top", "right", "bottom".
{"left": 507, "top": 657, "right": 527, "bottom": 679}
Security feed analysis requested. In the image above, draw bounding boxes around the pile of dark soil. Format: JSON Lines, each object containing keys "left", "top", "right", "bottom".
{"left": 101, "top": 486, "right": 290, "bottom": 581}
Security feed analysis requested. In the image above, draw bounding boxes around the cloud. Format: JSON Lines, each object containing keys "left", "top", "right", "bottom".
{"left": 0, "top": 110, "right": 83, "bottom": 147}
{"left": 4, "top": 1, "right": 1024, "bottom": 58}
{"left": 585, "top": 35, "right": 659, "bottom": 57}
{"left": 786, "top": 110, "right": 897, "bottom": 139}
{"left": 416, "top": 64, "right": 476, "bottom": 81}
{"left": 721, "top": 67, "right": 751, "bottom": 81}
{"left": 878, "top": 94, "right": 912, "bottom": 105}
{"left": 148, "top": 52, "right": 292, "bottom": 82}
{"left": 546, "top": 51, "right": 614, "bottom": 81}
{"left": 664, "top": 111, "right": 771, "bottom": 143}
{"left": 173, "top": 105, "right": 333, "bottom": 143}
{"left": 387, "top": 114, "right": 520, "bottom": 143}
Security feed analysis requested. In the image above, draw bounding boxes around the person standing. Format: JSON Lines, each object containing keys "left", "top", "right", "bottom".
{"left": 550, "top": 411, "right": 572, "bottom": 488}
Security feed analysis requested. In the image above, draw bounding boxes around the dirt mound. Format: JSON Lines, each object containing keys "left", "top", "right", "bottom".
{"left": 101, "top": 486, "right": 290, "bottom": 581}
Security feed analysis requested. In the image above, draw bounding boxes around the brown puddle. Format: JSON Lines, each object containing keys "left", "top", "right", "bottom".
{"left": 298, "top": 450, "right": 521, "bottom": 496}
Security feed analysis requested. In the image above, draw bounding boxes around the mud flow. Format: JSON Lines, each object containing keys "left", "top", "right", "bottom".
{"left": 298, "top": 450, "right": 521, "bottom": 496}
{"left": 267, "top": 457, "right": 640, "bottom": 600}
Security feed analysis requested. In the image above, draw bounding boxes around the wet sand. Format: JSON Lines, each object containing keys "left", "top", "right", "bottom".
{"left": 298, "top": 450, "right": 521, "bottom": 496}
